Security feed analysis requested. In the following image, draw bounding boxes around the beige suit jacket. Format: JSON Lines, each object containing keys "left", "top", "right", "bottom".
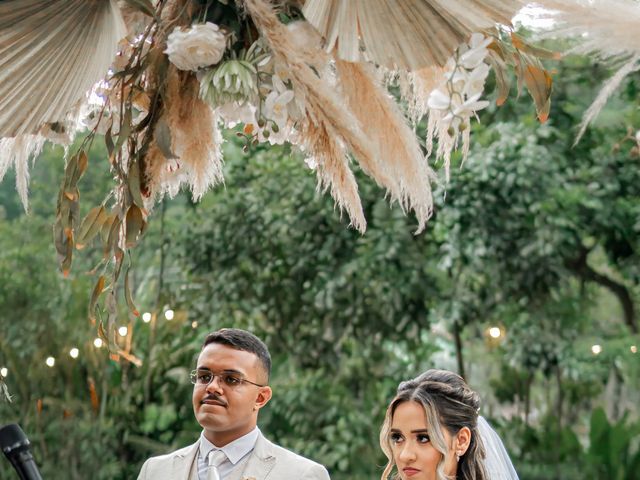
{"left": 137, "top": 432, "right": 330, "bottom": 480}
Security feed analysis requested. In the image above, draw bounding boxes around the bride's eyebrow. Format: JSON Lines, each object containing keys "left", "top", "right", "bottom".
{"left": 411, "top": 429, "right": 429, "bottom": 434}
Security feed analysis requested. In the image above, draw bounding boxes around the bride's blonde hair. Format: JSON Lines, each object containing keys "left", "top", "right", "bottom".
{"left": 379, "top": 369, "right": 487, "bottom": 480}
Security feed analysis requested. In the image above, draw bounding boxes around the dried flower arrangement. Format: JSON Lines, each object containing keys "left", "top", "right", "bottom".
{"left": 0, "top": 0, "right": 556, "bottom": 347}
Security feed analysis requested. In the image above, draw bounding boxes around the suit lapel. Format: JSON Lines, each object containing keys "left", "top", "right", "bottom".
{"left": 235, "top": 433, "right": 276, "bottom": 480}
{"left": 171, "top": 441, "right": 200, "bottom": 479}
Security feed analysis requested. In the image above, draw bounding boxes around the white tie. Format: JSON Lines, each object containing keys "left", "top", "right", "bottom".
{"left": 207, "top": 449, "right": 227, "bottom": 480}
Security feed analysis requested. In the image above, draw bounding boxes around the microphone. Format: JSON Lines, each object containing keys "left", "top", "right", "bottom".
{"left": 0, "top": 424, "right": 43, "bottom": 480}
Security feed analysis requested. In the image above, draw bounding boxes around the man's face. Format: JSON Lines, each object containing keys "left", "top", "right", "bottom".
{"left": 192, "top": 343, "right": 272, "bottom": 446}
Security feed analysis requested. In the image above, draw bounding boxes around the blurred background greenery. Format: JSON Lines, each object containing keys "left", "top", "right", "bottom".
{"left": 1, "top": 50, "right": 639, "bottom": 479}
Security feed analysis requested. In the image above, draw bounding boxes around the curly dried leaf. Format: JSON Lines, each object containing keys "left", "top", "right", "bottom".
{"left": 523, "top": 64, "right": 552, "bottom": 123}
{"left": 105, "top": 216, "right": 122, "bottom": 258}
{"left": 154, "top": 117, "right": 178, "bottom": 160}
{"left": 487, "top": 53, "right": 510, "bottom": 107}
{"left": 125, "top": 205, "right": 144, "bottom": 248}
{"left": 127, "top": 158, "right": 145, "bottom": 209}
{"left": 53, "top": 219, "right": 67, "bottom": 257}
{"left": 124, "top": 267, "right": 139, "bottom": 317}
{"left": 71, "top": 151, "right": 88, "bottom": 186}
{"left": 89, "top": 275, "right": 106, "bottom": 322}
{"left": 511, "top": 32, "right": 561, "bottom": 61}
{"left": 100, "top": 213, "right": 117, "bottom": 243}
{"left": 77, "top": 206, "right": 107, "bottom": 249}
{"left": 105, "top": 125, "right": 115, "bottom": 162}
{"left": 115, "top": 109, "right": 133, "bottom": 153}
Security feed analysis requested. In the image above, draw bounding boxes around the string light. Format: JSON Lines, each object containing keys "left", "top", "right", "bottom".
{"left": 0, "top": 367, "right": 7, "bottom": 378}
{"left": 142, "top": 312, "right": 152, "bottom": 323}
{"left": 488, "top": 327, "right": 502, "bottom": 339}
{"left": 164, "top": 309, "right": 174, "bottom": 321}
{"left": 591, "top": 344, "right": 602, "bottom": 355}
{"left": 93, "top": 338, "right": 103, "bottom": 348}
{"left": 69, "top": 348, "right": 79, "bottom": 359}
{"left": 45, "top": 357, "right": 55, "bottom": 367}
{"left": 118, "top": 326, "right": 128, "bottom": 337}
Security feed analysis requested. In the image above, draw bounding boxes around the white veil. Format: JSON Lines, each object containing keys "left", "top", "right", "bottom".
{"left": 477, "top": 416, "right": 519, "bottom": 479}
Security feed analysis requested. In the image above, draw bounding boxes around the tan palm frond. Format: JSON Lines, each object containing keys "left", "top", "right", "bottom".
{"left": 0, "top": 0, "right": 126, "bottom": 138}
{"left": 302, "top": 0, "right": 523, "bottom": 70}
{"left": 536, "top": 0, "right": 640, "bottom": 142}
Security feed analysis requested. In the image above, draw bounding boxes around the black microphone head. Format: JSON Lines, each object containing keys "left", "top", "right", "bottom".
{"left": 0, "top": 424, "right": 30, "bottom": 454}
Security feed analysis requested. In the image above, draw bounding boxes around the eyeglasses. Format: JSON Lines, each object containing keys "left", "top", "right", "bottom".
{"left": 189, "top": 369, "right": 266, "bottom": 388}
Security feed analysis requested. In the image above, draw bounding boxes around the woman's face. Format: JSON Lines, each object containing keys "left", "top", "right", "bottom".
{"left": 389, "top": 401, "right": 457, "bottom": 480}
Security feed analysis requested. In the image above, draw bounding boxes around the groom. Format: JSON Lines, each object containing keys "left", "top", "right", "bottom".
{"left": 138, "top": 328, "right": 330, "bottom": 480}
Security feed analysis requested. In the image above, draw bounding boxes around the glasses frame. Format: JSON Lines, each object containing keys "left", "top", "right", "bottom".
{"left": 189, "top": 369, "right": 266, "bottom": 388}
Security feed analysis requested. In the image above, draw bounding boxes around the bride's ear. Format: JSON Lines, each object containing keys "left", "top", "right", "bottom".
{"left": 455, "top": 426, "right": 472, "bottom": 456}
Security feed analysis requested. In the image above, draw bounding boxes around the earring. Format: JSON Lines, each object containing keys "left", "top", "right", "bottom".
{"left": 456, "top": 453, "right": 461, "bottom": 463}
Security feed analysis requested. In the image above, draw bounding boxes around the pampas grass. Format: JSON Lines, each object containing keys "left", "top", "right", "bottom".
{"left": 146, "top": 69, "right": 224, "bottom": 201}
{"left": 335, "top": 60, "right": 436, "bottom": 231}
{"left": 0, "top": 135, "right": 45, "bottom": 210}
{"left": 302, "top": 120, "right": 366, "bottom": 232}
{"left": 244, "top": 0, "right": 390, "bottom": 231}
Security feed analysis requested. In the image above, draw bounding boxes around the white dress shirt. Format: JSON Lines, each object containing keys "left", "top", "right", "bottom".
{"left": 197, "top": 428, "right": 260, "bottom": 480}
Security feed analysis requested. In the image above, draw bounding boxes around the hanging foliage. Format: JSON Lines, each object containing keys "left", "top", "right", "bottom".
{"left": 0, "top": 0, "right": 557, "bottom": 343}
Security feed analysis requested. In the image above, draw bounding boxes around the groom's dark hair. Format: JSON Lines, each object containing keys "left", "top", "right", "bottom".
{"left": 202, "top": 328, "right": 271, "bottom": 381}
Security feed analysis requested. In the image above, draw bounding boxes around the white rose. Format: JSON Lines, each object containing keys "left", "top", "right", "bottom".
{"left": 165, "top": 22, "right": 226, "bottom": 71}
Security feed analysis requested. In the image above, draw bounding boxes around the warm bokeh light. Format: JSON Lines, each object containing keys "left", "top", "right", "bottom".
{"left": 489, "top": 327, "right": 502, "bottom": 339}
{"left": 191, "top": 321, "right": 198, "bottom": 329}
{"left": 631, "top": 345, "right": 638, "bottom": 354}
{"left": 0, "top": 367, "right": 7, "bottom": 378}
{"left": 69, "top": 348, "right": 79, "bottom": 359}
{"left": 118, "top": 326, "right": 128, "bottom": 337}
{"left": 142, "top": 312, "right": 152, "bottom": 323}
{"left": 591, "top": 344, "right": 602, "bottom": 355}
{"left": 45, "top": 357, "right": 55, "bottom": 367}
{"left": 164, "top": 309, "right": 175, "bottom": 321}
{"left": 94, "top": 338, "right": 103, "bottom": 348}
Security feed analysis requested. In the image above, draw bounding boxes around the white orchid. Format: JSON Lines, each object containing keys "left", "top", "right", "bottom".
{"left": 426, "top": 33, "right": 493, "bottom": 177}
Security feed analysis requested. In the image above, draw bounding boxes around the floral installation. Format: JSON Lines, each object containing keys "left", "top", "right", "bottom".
{"left": 0, "top": 0, "right": 556, "bottom": 353}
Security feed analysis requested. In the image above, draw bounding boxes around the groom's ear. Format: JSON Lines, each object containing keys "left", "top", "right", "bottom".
{"left": 455, "top": 426, "right": 472, "bottom": 455}
{"left": 254, "top": 386, "right": 272, "bottom": 410}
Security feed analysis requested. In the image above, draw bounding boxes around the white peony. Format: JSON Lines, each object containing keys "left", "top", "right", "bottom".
{"left": 165, "top": 22, "right": 226, "bottom": 72}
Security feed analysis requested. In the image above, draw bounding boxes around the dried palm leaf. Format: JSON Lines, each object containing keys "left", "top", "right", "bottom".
{"left": 539, "top": 0, "right": 640, "bottom": 59}
{"left": 536, "top": 0, "right": 640, "bottom": 142}
{"left": 335, "top": 60, "right": 436, "bottom": 231}
{"left": 302, "top": 0, "right": 523, "bottom": 70}
{"left": 0, "top": 0, "right": 126, "bottom": 138}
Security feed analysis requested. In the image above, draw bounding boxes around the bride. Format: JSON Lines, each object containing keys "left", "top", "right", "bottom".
{"left": 379, "top": 369, "right": 518, "bottom": 480}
